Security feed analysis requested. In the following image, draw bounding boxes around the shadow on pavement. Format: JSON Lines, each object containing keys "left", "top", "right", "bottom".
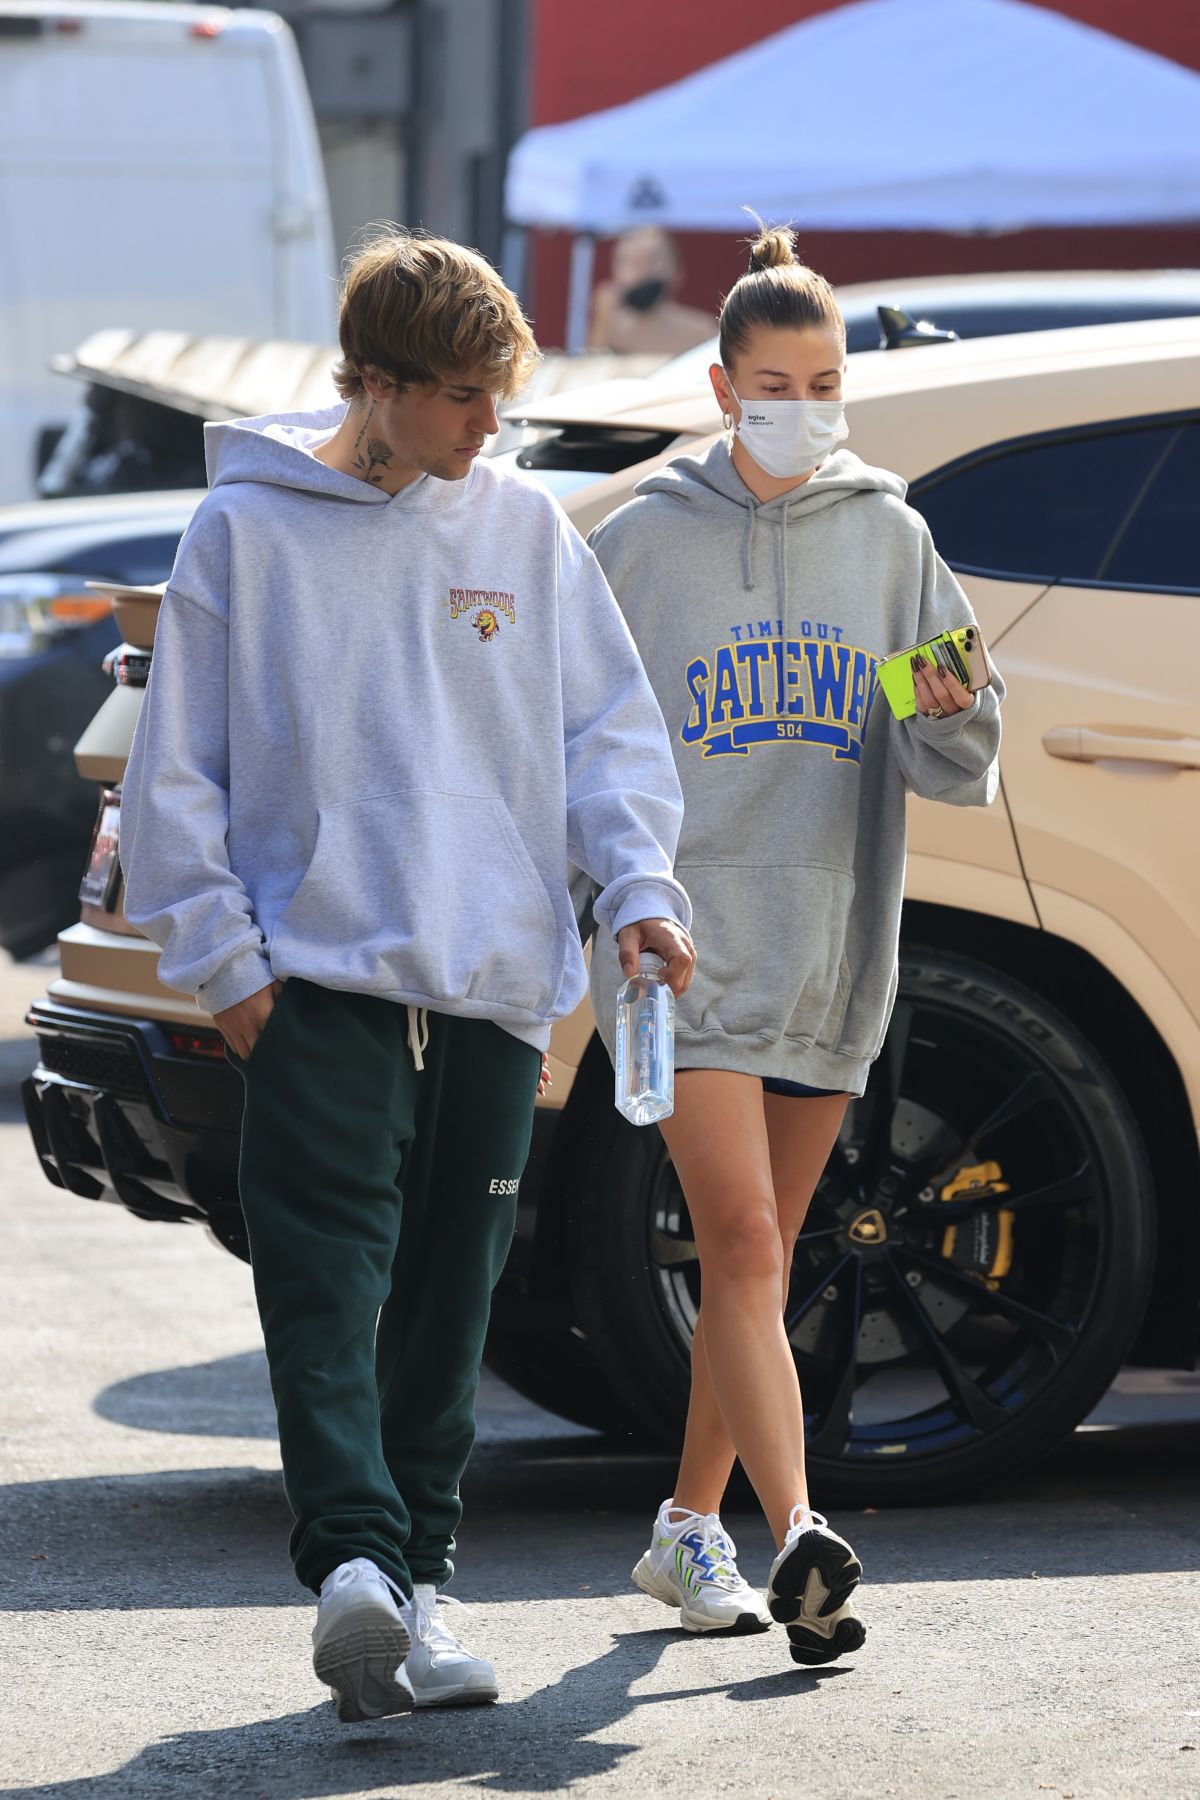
{"left": 0, "top": 1347, "right": 1192, "bottom": 1621}
{"left": 0, "top": 1465, "right": 301, "bottom": 1612}
{"left": 2, "top": 1407, "right": 1198, "bottom": 1621}
{"left": 95, "top": 1350, "right": 280, "bottom": 1440}
{"left": 0, "top": 1630, "right": 850, "bottom": 1800}
{"left": 93, "top": 1353, "right": 600, "bottom": 1447}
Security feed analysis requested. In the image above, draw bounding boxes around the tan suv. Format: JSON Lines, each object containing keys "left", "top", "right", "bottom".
{"left": 23, "top": 315, "right": 1200, "bottom": 1504}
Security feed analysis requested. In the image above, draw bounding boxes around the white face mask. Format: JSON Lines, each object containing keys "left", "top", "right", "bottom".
{"left": 729, "top": 385, "right": 848, "bottom": 478}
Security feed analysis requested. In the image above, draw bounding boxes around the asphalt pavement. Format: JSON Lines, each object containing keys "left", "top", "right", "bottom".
{"left": 2, "top": 950, "right": 1200, "bottom": 1800}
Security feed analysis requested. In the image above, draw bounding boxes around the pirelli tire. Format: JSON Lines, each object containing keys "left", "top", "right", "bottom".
{"left": 482, "top": 1314, "right": 635, "bottom": 1437}
{"left": 568, "top": 946, "right": 1157, "bottom": 1505}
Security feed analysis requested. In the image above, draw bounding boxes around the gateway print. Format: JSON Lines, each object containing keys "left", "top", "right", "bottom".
{"left": 681, "top": 617, "right": 879, "bottom": 762}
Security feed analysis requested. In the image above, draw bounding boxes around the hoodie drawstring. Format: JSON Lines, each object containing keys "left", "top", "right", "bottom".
{"left": 637, "top": 439, "right": 893, "bottom": 614}
{"left": 741, "top": 497, "right": 757, "bottom": 592}
{"left": 742, "top": 494, "right": 795, "bottom": 609}
{"left": 406, "top": 1004, "right": 429, "bottom": 1073}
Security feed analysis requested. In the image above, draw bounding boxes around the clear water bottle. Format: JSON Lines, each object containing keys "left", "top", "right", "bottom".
{"left": 615, "top": 951, "right": 675, "bottom": 1126}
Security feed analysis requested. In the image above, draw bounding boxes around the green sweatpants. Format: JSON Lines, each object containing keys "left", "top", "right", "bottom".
{"left": 230, "top": 979, "right": 540, "bottom": 1596}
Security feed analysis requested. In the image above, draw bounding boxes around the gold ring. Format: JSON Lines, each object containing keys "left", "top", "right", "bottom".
{"left": 927, "top": 704, "right": 945, "bottom": 719}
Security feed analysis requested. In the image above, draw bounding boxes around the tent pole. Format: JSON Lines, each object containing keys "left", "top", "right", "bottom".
{"left": 501, "top": 224, "right": 528, "bottom": 302}
{"left": 565, "top": 232, "right": 596, "bottom": 354}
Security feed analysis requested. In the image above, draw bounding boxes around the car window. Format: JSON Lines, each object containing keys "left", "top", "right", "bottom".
{"left": 78, "top": 532, "right": 185, "bottom": 583}
{"left": 1099, "top": 424, "right": 1200, "bottom": 591}
{"left": 911, "top": 426, "right": 1180, "bottom": 583}
{"left": 47, "top": 533, "right": 184, "bottom": 586}
{"left": 38, "top": 390, "right": 208, "bottom": 500}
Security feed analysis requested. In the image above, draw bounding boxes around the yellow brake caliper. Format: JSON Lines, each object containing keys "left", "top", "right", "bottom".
{"left": 939, "top": 1161, "right": 1014, "bottom": 1289}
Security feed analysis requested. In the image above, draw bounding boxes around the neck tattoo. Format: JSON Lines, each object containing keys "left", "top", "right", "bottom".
{"left": 354, "top": 437, "right": 395, "bottom": 487}
{"left": 349, "top": 404, "right": 395, "bottom": 487}
{"left": 351, "top": 401, "right": 375, "bottom": 454}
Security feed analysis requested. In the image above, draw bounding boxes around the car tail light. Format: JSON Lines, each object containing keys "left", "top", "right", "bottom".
{"left": 167, "top": 1030, "right": 227, "bottom": 1061}
{"left": 190, "top": 19, "right": 225, "bottom": 38}
{"left": 53, "top": 16, "right": 84, "bottom": 32}
{"left": 45, "top": 595, "right": 111, "bottom": 626}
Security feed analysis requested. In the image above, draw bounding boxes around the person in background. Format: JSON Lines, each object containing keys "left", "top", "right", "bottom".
{"left": 588, "top": 223, "right": 1004, "bottom": 1669}
{"left": 589, "top": 226, "right": 715, "bottom": 356}
{"left": 120, "top": 226, "right": 695, "bottom": 1724}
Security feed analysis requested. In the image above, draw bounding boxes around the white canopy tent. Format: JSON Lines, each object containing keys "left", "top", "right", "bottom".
{"left": 505, "top": 0, "right": 1200, "bottom": 348}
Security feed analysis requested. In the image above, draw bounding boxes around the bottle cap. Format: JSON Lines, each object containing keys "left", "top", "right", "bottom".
{"left": 638, "top": 952, "right": 666, "bottom": 974}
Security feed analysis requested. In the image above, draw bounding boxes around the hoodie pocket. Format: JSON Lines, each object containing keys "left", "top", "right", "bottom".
{"left": 676, "top": 862, "right": 854, "bottom": 1051}
{"left": 272, "top": 789, "right": 560, "bottom": 1016}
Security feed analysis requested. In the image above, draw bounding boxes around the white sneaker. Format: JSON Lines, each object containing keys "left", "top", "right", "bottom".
{"left": 401, "top": 1585, "right": 499, "bottom": 1708}
{"left": 311, "top": 1558, "right": 414, "bottom": 1721}
{"left": 632, "top": 1500, "right": 772, "bottom": 1634}
{"left": 767, "top": 1504, "right": 866, "bottom": 1665}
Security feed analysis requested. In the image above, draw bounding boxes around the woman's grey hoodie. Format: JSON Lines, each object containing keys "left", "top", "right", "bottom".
{"left": 588, "top": 438, "right": 1004, "bottom": 1096}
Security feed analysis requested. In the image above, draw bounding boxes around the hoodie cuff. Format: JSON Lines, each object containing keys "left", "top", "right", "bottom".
{"left": 909, "top": 694, "right": 978, "bottom": 742}
{"left": 607, "top": 880, "right": 693, "bottom": 939}
{"left": 197, "top": 944, "right": 276, "bottom": 1017}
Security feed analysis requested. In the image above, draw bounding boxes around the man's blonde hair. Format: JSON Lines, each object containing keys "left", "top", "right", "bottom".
{"left": 333, "top": 226, "right": 540, "bottom": 403}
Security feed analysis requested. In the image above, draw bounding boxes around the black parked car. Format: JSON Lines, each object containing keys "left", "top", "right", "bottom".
{"left": 0, "top": 496, "right": 197, "bottom": 956}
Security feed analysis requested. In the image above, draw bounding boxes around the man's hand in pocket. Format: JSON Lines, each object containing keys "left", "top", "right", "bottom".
{"left": 214, "top": 980, "right": 285, "bottom": 1060}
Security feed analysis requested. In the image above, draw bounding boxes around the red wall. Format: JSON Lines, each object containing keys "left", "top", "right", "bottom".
{"left": 525, "top": 0, "right": 1200, "bottom": 347}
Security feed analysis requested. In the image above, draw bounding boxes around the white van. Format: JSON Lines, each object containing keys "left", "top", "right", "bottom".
{"left": 0, "top": 0, "right": 336, "bottom": 502}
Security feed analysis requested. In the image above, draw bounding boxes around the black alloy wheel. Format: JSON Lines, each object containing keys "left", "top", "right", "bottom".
{"left": 569, "top": 946, "right": 1156, "bottom": 1504}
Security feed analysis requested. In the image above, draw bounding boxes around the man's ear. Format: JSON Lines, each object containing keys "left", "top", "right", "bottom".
{"left": 359, "top": 367, "right": 394, "bottom": 404}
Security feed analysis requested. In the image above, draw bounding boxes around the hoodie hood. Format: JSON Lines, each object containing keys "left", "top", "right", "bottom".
{"left": 202, "top": 404, "right": 464, "bottom": 514}
{"left": 636, "top": 438, "right": 907, "bottom": 597}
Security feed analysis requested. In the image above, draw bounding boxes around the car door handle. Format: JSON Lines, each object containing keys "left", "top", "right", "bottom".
{"left": 1043, "top": 726, "right": 1200, "bottom": 769}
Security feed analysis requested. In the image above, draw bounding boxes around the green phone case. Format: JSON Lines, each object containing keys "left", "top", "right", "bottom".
{"left": 876, "top": 626, "right": 989, "bottom": 721}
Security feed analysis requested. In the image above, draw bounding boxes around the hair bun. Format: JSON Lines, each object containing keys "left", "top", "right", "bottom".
{"left": 747, "top": 224, "right": 798, "bottom": 272}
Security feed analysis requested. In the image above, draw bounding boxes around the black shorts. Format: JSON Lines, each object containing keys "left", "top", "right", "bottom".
{"left": 761, "top": 1077, "right": 846, "bottom": 1099}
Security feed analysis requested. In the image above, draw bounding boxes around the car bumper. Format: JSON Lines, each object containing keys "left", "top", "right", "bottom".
{"left": 22, "top": 997, "right": 245, "bottom": 1251}
{"left": 23, "top": 998, "right": 566, "bottom": 1270}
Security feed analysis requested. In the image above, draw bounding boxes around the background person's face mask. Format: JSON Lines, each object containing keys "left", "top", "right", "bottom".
{"left": 729, "top": 386, "right": 848, "bottom": 478}
{"left": 621, "top": 277, "right": 668, "bottom": 313}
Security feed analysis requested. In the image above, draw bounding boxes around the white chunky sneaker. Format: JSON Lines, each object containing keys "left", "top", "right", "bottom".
{"left": 767, "top": 1504, "right": 866, "bottom": 1665}
{"left": 632, "top": 1500, "right": 772, "bottom": 1634}
{"left": 312, "top": 1558, "right": 413, "bottom": 1722}
{"left": 402, "top": 1586, "right": 499, "bottom": 1708}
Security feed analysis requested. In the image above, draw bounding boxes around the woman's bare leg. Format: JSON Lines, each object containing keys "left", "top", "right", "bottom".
{"left": 671, "top": 1313, "right": 728, "bottom": 1516}
{"left": 668, "top": 1080, "right": 850, "bottom": 1545}
{"left": 762, "top": 1084, "right": 853, "bottom": 1288}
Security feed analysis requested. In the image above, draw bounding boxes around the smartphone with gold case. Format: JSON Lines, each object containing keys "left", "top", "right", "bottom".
{"left": 876, "top": 625, "right": 992, "bottom": 721}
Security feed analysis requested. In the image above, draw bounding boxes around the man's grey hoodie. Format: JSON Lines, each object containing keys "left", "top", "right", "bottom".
{"left": 588, "top": 438, "right": 1004, "bottom": 1096}
{"left": 119, "top": 405, "right": 691, "bottom": 1053}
